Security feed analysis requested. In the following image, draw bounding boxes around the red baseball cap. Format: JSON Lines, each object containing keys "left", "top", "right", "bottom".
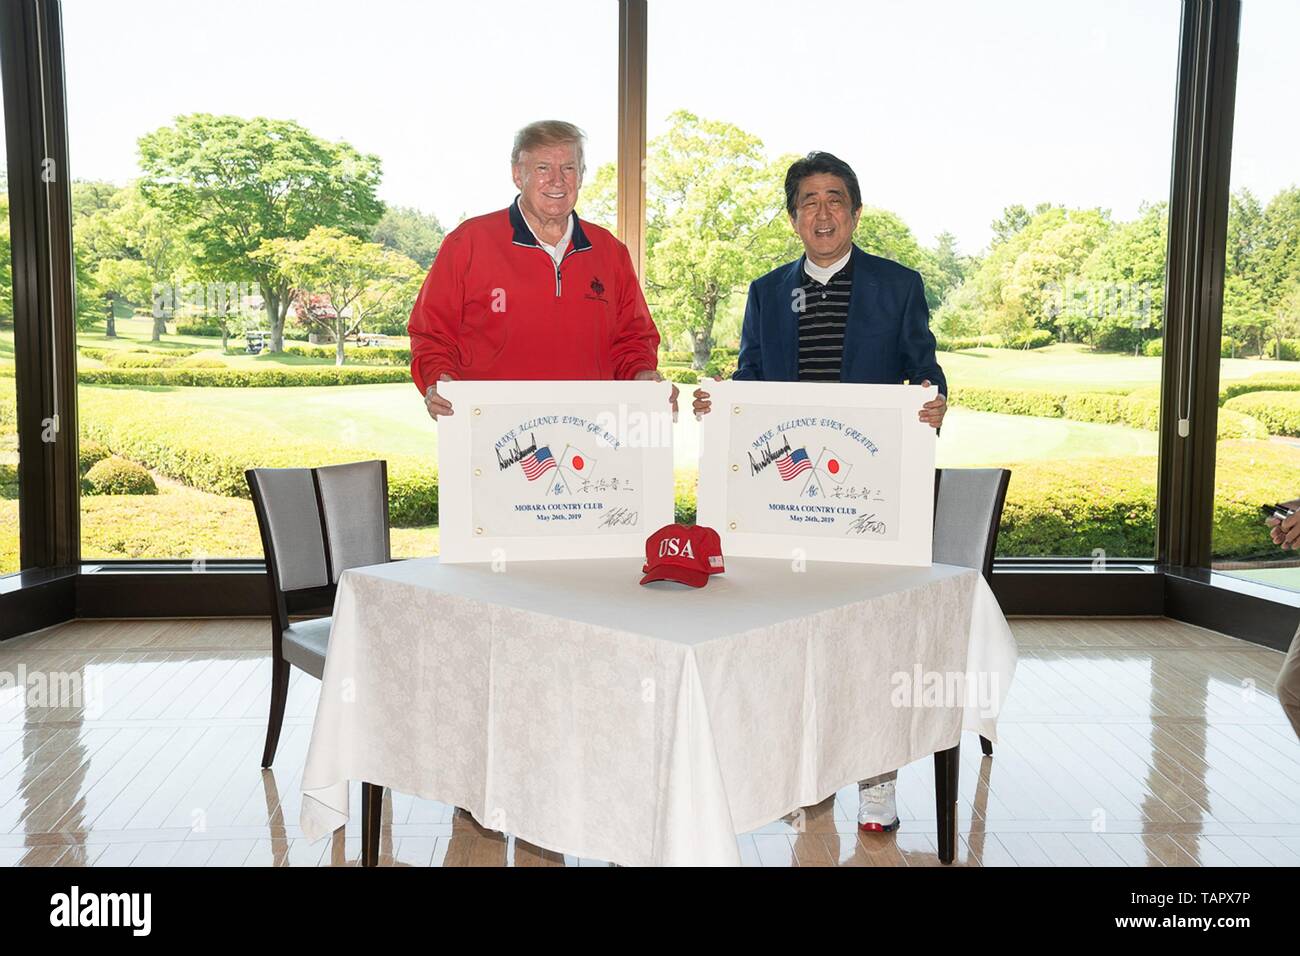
{"left": 640, "top": 523, "right": 725, "bottom": 588}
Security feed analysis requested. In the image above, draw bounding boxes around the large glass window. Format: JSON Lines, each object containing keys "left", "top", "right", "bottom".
{"left": 0, "top": 101, "right": 17, "bottom": 574}
{"left": 1211, "top": 0, "right": 1300, "bottom": 589}
{"left": 63, "top": 0, "right": 617, "bottom": 562}
{"left": 646, "top": 0, "right": 1181, "bottom": 558}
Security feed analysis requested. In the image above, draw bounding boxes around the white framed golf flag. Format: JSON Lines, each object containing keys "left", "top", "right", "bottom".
{"left": 697, "top": 380, "right": 937, "bottom": 565}
{"left": 437, "top": 380, "right": 675, "bottom": 563}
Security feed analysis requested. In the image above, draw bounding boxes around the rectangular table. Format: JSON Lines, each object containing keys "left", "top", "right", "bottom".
{"left": 300, "top": 555, "right": 1017, "bottom": 866}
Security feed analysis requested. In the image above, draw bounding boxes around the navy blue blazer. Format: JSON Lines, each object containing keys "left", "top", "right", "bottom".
{"left": 734, "top": 245, "right": 946, "bottom": 396}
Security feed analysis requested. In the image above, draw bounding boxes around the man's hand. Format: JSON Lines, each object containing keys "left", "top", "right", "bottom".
{"left": 634, "top": 368, "right": 678, "bottom": 421}
{"left": 918, "top": 379, "right": 947, "bottom": 430}
{"left": 1267, "top": 497, "right": 1300, "bottom": 549}
{"left": 424, "top": 373, "right": 454, "bottom": 420}
{"left": 693, "top": 387, "right": 712, "bottom": 419}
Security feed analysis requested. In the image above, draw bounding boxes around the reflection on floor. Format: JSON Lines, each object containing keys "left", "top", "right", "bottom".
{"left": 1, "top": 616, "right": 1298, "bottom": 866}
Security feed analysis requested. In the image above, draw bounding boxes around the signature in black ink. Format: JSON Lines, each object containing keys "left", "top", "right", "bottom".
{"left": 496, "top": 432, "right": 540, "bottom": 471}
{"left": 748, "top": 435, "right": 793, "bottom": 476}
{"left": 846, "top": 513, "right": 888, "bottom": 536}
{"left": 598, "top": 507, "right": 640, "bottom": 528}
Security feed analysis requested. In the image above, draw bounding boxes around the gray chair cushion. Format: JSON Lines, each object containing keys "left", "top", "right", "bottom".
{"left": 315, "top": 460, "right": 389, "bottom": 581}
{"left": 252, "top": 468, "right": 330, "bottom": 591}
{"left": 933, "top": 468, "right": 1008, "bottom": 572}
{"left": 282, "top": 616, "right": 332, "bottom": 679}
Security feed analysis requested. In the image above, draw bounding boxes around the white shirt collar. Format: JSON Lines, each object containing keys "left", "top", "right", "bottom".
{"left": 803, "top": 248, "right": 852, "bottom": 285}
{"left": 524, "top": 212, "right": 574, "bottom": 268}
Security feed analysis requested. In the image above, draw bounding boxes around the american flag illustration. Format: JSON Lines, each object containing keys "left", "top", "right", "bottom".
{"left": 776, "top": 447, "right": 812, "bottom": 481}
{"left": 520, "top": 446, "right": 557, "bottom": 481}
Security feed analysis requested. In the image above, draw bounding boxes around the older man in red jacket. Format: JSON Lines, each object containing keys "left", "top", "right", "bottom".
{"left": 409, "top": 120, "right": 672, "bottom": 418}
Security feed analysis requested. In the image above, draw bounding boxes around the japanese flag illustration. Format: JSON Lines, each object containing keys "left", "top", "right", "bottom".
{"left": 814, "top": 446, "right": 853, "bottom": 484}
{"left": 558, "top": 444, "right": 597, "bottom": 479}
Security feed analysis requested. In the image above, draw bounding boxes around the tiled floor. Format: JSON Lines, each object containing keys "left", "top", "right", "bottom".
{"left": 1, "top": 616, "right": 1297, "bottom": 866}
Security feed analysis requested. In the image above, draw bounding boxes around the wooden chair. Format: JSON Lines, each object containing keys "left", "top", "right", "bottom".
{"left": 932, "top": 467, "right": 1012, "bottom": 758}
{"left": 246, "top": 460, "right": 391, "bottom": 768}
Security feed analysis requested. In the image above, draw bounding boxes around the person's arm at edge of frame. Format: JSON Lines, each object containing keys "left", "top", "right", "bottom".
{"left": 609, "top": 239, "right": 676, "bottom": 416}
{"left": 900, "top": 270, "right": 947, "bottom": 435}
{"left": 409, "top": 230, "right": 466, "bottom": 420}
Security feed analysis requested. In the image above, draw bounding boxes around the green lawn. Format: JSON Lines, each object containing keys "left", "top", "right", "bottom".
{"left": 939, "top": 342, "right": 1300, "bottom": 393}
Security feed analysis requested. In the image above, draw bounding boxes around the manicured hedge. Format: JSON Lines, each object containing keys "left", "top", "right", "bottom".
{"left": 1004, "top": 329, "right": 1055, "bottom": 350}
{"left": 947, "top": 387, "right": 1067, "bottom": 418}
{"left": 949, "top": 386, "right": 1268, "bottom": 439}
{"left": 84, "top": 456, "right": 158, "bottom": 495}
{"left": 1223, "top": 391, "right": 1300, "bottom": 438}
{"left": 174, "top": 319, "right": 224, "bottom": 336}
{"left": 282, "top": 344, "right": 412, "bottom": 365}
{"left": 704, "top": 357, "right": 738, "bottom": 380}
{"left": 674, "top": 470, "right": 697, "bottom": 525}
{"left": 78, "top": 367, "right": 411, "bottom": 387}
{"left": 662, "top": 367, "right": 699, "bottom": 385}
{"left": 1219, "top": 374, "right": 1300, "bottom": 404}
{"left": 105, "top": 353, "right": 180, "bottom": 368}
{"left": 78, "top": 386, "right": 437, "bottom": 525}
{"left": 78, "top": 438, "right": 111, "bottom": 475}
{"left": 79, "top": 346, "right": 202, "bottom": 363}
{"left": 936, "top": 335, "right": 1002, "bottom": 352}
{"left": 1143, "top": 336, "right": 1240, "bottom": 358}
{"left": 997, "top": 440, "right": 1297, "bottom": 558}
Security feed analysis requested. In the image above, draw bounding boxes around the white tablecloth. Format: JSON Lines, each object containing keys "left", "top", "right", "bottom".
{"left": 300, "top": 556, "right": 1017, "bottom": 866}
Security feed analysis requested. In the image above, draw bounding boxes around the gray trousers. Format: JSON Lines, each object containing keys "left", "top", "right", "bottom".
{"left": 1279, "top": 622, "right": 1300, "bottom": 742}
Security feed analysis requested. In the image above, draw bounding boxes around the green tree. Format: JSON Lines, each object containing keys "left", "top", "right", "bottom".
{"left": 371, "top": 205, "right": 444, "bottom": 271}
{"left": 964, "top": 205, "right": 1110, "bottom": 344}
{"left": 252, "top": 226, "right": 421, "bottom": 365}
{"left": 1078, "top": 202, "right": 1167, "bottom": 354}
{"left": 853, "top": 208, "right": 945, "bottom": 308}
{"left": 989, "top": 202, "right": 1052, "bottom": 247}
{"left": 77, "top": 183, "right": 192, "bottom": 341}
{"left": 634, "top": 111, "right": 794, "bottom": 369}
{"left": 137, "top": 114, "right": 384, "bottom": 352}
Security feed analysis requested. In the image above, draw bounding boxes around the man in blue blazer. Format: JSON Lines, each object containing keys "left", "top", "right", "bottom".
{"left": 693, "top": 151, "right": 947, "bottom": 832}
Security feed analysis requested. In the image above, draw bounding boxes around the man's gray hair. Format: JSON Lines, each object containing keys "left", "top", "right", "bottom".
{"left": 511, "top": 120, "right": 587, "bottom": 174}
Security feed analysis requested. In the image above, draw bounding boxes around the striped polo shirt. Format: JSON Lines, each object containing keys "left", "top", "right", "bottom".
{"left": 797, "top": 258, "right": 853, "bottom": 381}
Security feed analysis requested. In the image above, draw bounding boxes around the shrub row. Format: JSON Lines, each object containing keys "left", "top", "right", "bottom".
{"left": 1141, "top": 336, "right": 1240, "bottom": 358}
{"left": 995, "top": 441, "right": 1294, "bottom": 558}
{"left": 282, "top": 344, "right": 412, "bottom": 365}
{"left": 78, "top": 346, "right": 203, "bottom": 362}
{"left": 1223, "top": 391, "right": 1300, "bottom": 438}
{"left": 174, "top": 319, "right": 224, "bottom": 336}
{"left": 935, "top": 335, "right": 1002, "bottom": 352}
{"left": 1219, "top": 374, "right": 1300, "bottom": 404}
{"left": 948, "top": 386, "right": 1268, "bottom": 439}
{"left": 77, "top": 367, "right": 411, "bottom": 387}
{"left": 661, "top": 367, "right": 699, "bottom": 385}
{"left": 78, "top": 387, "right": 438, "bottom": 525}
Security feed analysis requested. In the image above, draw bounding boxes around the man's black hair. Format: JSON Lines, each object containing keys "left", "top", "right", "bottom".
{"left": 784, "top": 151, "right": 863, "bottom": 217}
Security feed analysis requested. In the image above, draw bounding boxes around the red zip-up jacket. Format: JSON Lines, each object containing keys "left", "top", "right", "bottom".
{"left": 407, "top": 198, "right": 660, "bottom": 395}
